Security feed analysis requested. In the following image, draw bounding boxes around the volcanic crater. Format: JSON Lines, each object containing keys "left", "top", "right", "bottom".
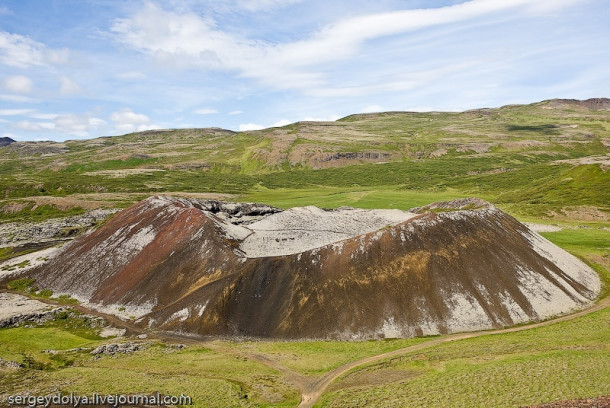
{"left": 20, "top": 196, "right": 601, "bottom": 340}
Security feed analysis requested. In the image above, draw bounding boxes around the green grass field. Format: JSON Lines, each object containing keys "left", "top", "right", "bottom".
{"left": 217, "top": 337, "right": 432, "bottom": 377}
{"left": 316, "top": 307, "right": 610, "bottom": 407}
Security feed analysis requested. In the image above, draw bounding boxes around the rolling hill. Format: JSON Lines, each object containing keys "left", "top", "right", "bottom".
{"left": 0, "top": 98, "right": 608, "bottom": 225}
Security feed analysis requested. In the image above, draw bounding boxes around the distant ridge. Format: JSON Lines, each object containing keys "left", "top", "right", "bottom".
{"left": 544, "top": 97, "right": 610, "bottom": 110}
{"left": 0, "top": 137, "right": 15, "bottom": 147}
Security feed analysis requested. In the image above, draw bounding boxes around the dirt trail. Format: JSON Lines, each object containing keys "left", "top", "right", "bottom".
{"left": 6, "top": 291, "right": 608, "bottom": 408}
{"left": 298, "top": 296, "right": 610, "bottom": 408}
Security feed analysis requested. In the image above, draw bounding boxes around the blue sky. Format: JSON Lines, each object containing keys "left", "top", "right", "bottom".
{"left": 0, "top": 0, "right": 608, "bottom": 142}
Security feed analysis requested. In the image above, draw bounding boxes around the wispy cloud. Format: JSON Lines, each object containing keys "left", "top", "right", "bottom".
{"left": 0, "top": 108, "right": 35, "bottom": 116}
{"left": 59, "top": 77, "right": 82, "bottom": 95}
{"left": 2, "top": 75, "right": 34, "bottom": 93}
{"left": 0, "top": 30, "right": 68, "bottom": 68}
{"left": 234, "top": 0, "right": 303, "bottom": 12}
{"left": 11, "top": 120, "right": 55, "bottom": 131}
{"left": 8, "top": 113, "right": 108, "bottom": 138}
{"left": 110, "top": 0, "right": 584, "bottom": 92}
{"left": 110, "top": 108, "right": 159, "bottom": 133}
{"left": 54, "top": 114, "right": 107, "bottom": 138}
{"left": 194, "top": 108, "right": 219, "bottom": 114}
{"left": 271, "top": 119, "right": 291, "bottom": 127}
{"left": 167, "top": 0, "right": 303, "bottom": 13}
{"left": 29, "top": 112, "right": 60, "bottom": 120}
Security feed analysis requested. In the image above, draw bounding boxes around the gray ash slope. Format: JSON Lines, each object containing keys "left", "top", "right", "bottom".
{"left": 18, "top": 196, "right": 601, "bottom": 339}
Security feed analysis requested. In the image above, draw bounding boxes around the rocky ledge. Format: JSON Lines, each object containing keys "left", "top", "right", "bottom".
{"left": 0, "top": 209, "right": 117, "bottom": 248}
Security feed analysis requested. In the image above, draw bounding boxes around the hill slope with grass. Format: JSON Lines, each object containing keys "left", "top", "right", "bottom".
{"left": 0, "top": 98, "right": 608, "bottom": 223}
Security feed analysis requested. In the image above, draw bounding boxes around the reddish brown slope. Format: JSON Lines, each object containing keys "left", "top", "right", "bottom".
{"left": 22, "top": 196, "right": 600, "bottom": 339}
{"left": 28, "top": 197, "right": 251, "bottom": 316}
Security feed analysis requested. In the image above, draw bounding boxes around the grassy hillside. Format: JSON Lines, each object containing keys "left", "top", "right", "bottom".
{"left": 1, "top": 99, "right": 608, "bottom": 222}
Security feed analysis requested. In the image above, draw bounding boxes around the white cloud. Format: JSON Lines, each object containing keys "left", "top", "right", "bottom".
{"left": 167, "top": 0, "right": 303, "bottom": 14}
{"left": 0, "top": 108, "right": 34, "bottom": 116}
{"left": 272, "top": 119, "right": 292, "bottom": 127}
{"left": 11, "top": 120, "right": 55, "bottom": 131}
{"left": 239, "top": 123, "right": 264, "bottom": 131}
{"left": 228, "top": 110, "right": 243, "bottom": 115}
{"left": 234, "top": 0, "right": 303, "bottom": 12}
{"left": 29, "top": 112, "right": 60, "bottom": 120}
{"left": 110, "top": 107, "right": 158, "bottom": 133}
{"left": 59, "top": 77, "right": 82, "bottom": 95}
{"left": 0, "top": 30, "right": 68, "bottom": 68}
{"left": 110, "top": 0, "right": 582, "bottom": 92}
{"left": 194, "top": 108, "right": 218, "bottom": 114}
{"left": 110, "top": 108, "right": 150, "bottom": 124}
{"left": 139, "top": 124, "right": 161, "bottom": 131}
{"left": 8, "top": 113, "right": 107, "bottom": 138}
{"left": 523, "top": 0, "right": 584, "bottom": 15}
{"left": 305, "top": 61, "right": 479, "bottom": 98}
{"left": 2, "top": 75, "right": 34, "bottom": 93}
{"left": 54, "top": 114, "right": 107, "bottom": 138}
{"left": 45, "top": 48, "right": 69, "bottom": 65}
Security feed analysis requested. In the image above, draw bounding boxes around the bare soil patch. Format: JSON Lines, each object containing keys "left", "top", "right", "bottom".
{"left": 83, "top": 168, "right": 166, "bottom": 178}
{"left": 522, "top": 395, "right": 610, "bottom": 408}
{"left": 549, "top": 207, "right": 610, "bottom": 222}
{"left": 552, "top": 154, "right": 610, "bottom": 170}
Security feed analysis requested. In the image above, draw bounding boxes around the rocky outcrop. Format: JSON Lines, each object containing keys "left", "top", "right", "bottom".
{"left": 21, "top": 196, "right": 601, "bottom": 340}
{"left": 0, "top": 293, "right": 65, "bottom": 328}
{"left": 0, "top": 209, "right": 117, "bottom": 248}
{"left": 318, "top": 152, "right": 391, "bottom": 162}
{"left": 0, "top": 137, "right": 15, "bottom": 147}
{"left": 91, "top": 342, "right": 151, "bottom": 356}
{"left": 5, "top": 141, "right": 68, "bottom": 155}
{"left": 0, "top": 357, "right": 23, "bottom": 369}
{"left": 545, "top": 98, "right": 610, "bottom": 110}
